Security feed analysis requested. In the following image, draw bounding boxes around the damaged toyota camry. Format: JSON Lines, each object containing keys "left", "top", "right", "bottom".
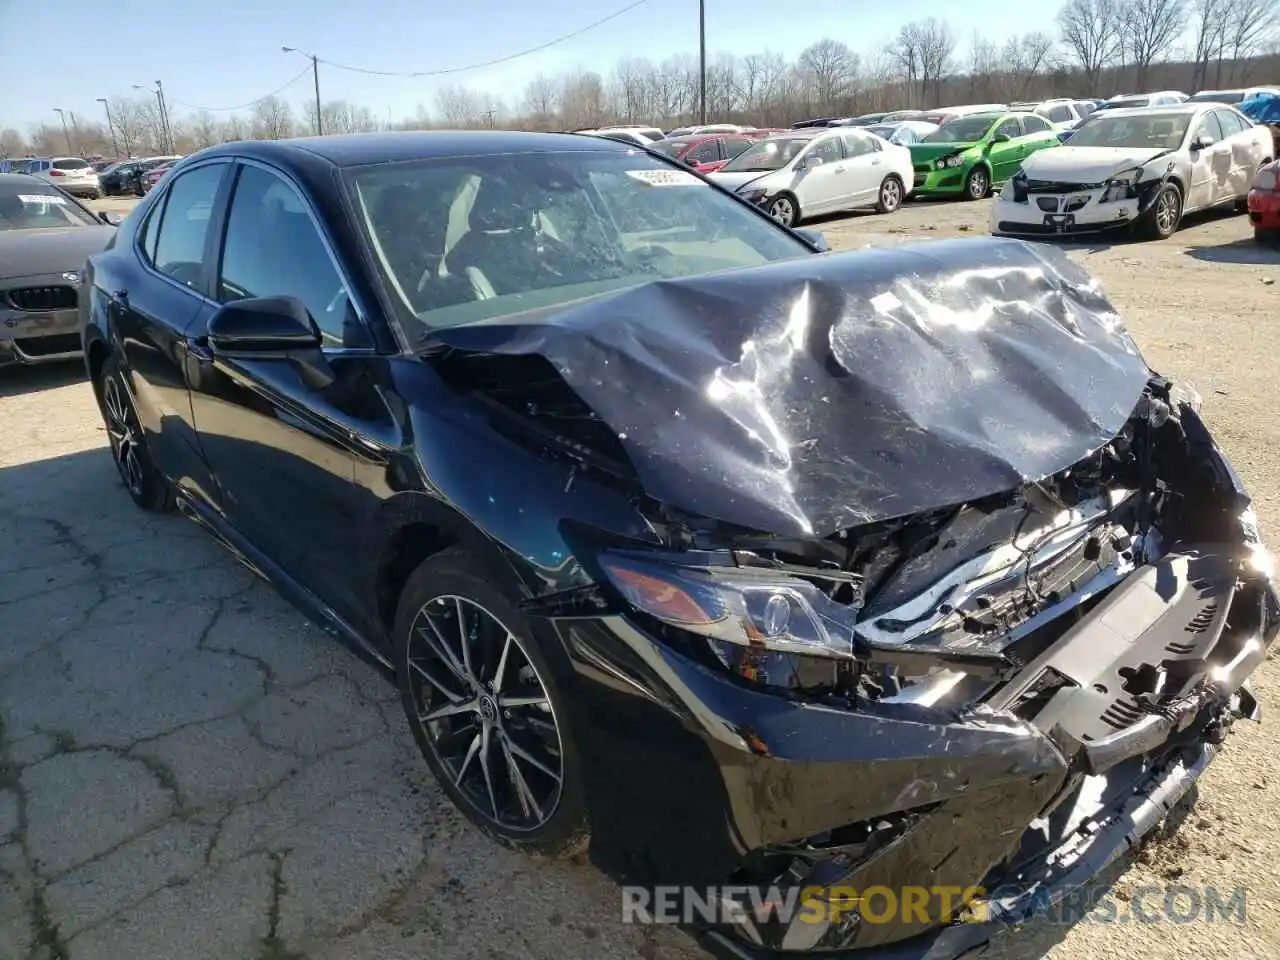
{"left": 82, "top": 131, "right": 1277, "bottom": 960}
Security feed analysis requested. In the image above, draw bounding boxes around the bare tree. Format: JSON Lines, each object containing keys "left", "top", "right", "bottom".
{"left": 189, "top": 110, "right": 222, "bottom": 149}
{"left": 889, "top": 25, "right": 923, "bottom": 107}
{"left": 522, "top": 75, "right": 560, "bottom": 129}
{"left": 434, "top": 85, "right": 484, "bottom": 127}
{"left": 1057, "top": 0, "right": 1123, "bottom": 93}
{"left": 918, "top": 18, "right": 957, "bottom": 107}
{"left": 302, "top": 100, "right": 379, "bottom": 136}
{"left": 1223, "top": 0, "right": 1279, "bottom": 82}
{"left": 251, "top": 96, "right": 294, "bottom": 140}
{"left": 111, "top": 97, "right": 148, "bottom": 156}
{"left": 0, "top": 128, "right": 24, "bottom": 158}
{"left": 796, "top": 39, "right": 860, "bottom": 115}
{"left": 1122, "top": 0, "right": 1189, "bottom": 89}
{"left": 559, "top": 71, "right": 607, "bottom": 129}
{"left": 967, "top": 33, "right": 1000, "bottom": 99}
{"left": 1190, "top": 0, "right": 1228, "bottom": 91}
{"left": 1003, "top": 32, "right": 1056, "bottom": 99}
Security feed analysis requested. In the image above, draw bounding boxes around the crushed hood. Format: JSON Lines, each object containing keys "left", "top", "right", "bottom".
{"left": 908, "top": 142, "right": 979, "bottom": 163}
{"left": 432, "top": 237, "right": 1151, "bottom": 538}
{"left": 1021, "top": 146, "right": 1169, "bottom": 183}
{"left": 707, "top": 171, "right": 770, "bottom": 191}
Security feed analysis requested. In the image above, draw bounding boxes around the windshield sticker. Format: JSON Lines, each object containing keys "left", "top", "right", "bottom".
{"left": 18, "top": 194, "right": 66, "bottom": 205}
{"left": 625, "top": 169, "right": 705, "bottom": 187}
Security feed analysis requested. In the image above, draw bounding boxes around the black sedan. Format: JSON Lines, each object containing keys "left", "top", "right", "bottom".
{"left": 82, "top": 131, "right": 1276, "bottom": 960}
{"left": 0, "top": 174, "right": 120, "bottom": 367}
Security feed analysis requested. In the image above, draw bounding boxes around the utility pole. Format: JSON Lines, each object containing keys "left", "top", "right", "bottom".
{"left": 156, "top": 80, "right": 173, "bottom": 153}
{"left": 283, "top": 47, "right": 323, "bottom": 135}
{"left": 97, "top": 98, "right": 120, "bottom": 157}
{"left": 68, "top": 111, "right": 82, "bottom": 155}
{"left": 53, "top": 108, "right": 72, "bottom": 154}
{"left": 698, "top": 0, "right": 707, "bottom": 125}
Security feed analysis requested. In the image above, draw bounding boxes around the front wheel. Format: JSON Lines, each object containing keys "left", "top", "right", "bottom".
{"left": 394, "top": 547, "right": 589, "bottom": 858}
{"left": 767, "top": 193, "right": 800, "bottom": 226}
{"left": 1137, "top": 183, "right": 1183, "bottom": 240}
{"left": 876, "top": 175, "right": 904, "bottom": 214}
{"left": 963, "top": 166, "right": 990, "bottom": 201}
{"left": 94, "top": 355, "right": 174, "bottom": 512}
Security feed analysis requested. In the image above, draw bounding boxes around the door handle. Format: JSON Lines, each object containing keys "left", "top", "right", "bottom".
{"left": 871, "top": 158, "right": 882, "bottom": 165}
{"left": 185, "top": 337, "right": 213, "bottom": 362}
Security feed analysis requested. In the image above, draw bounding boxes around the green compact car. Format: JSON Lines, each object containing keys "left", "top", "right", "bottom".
{"left": 908, "top": 111, "right": 1062, "bottom": 200}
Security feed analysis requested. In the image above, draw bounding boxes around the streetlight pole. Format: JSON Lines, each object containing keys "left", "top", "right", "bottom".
{"left": 698, "top": 0, "right": 707, "bottom": 125}
{"left": 68, "top": 111, "right": 82, "bottom": 156}
{"left": 283, "top": 47, "right": 323, "bottom": 135}
{"left": 53, "top": 108, "right": 72, "bottom": 154}
{"left": 97, "top": 98, "right": 120, "bottom": 157}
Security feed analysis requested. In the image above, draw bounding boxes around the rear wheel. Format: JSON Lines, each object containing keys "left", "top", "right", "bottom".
{"left": 1257, "top": 227, "right": 1279, "bottom": 244}
{"left": 94, "top": 355, "right": 174, "bottom": 512}
{"left": 394, "top": 547, "right": 589, "bottom": 858}
{"left": 876, "top": 175, "right": 904, "bottom": 214}
{"left": 1137, "top": 183, "right": 1182, "bottom": 240}
{"left": 963, "top": 166, "right": 990, "bottom": 200}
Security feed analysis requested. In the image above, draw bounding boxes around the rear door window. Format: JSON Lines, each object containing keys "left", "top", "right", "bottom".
{"left": 685, "top": 140, "right": 722, "bottom": 164}
{"left": 53, "top": 158, "right": 89, "bottom": 170}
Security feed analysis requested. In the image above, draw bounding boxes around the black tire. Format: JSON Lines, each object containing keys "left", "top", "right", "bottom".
{"left": 92, "top": 189, "right": 103, "bottom": 200}
{"left": 767, "top": 192, "right": 800, "bottom": 226}
{"left": 1257, "top": 227, "right": 1279, "bottom": 244}
{"left": 94, "top": 354, "right": 174, "bottom": 512}
{"left": 963, "top": 166, "right": 991, "bottom": 201}
{"left": 393, "top": 547, "right": 589, "bottom": 858}
{"left": 1136, "top": 182, "right": 1183, "bottom": 240}
{"left": 876, "top": 174, "right": 904, "bottom": 214}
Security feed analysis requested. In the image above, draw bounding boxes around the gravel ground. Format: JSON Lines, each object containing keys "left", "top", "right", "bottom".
{"left": 0, "top": 193, "right": 1277, "bottom": 960}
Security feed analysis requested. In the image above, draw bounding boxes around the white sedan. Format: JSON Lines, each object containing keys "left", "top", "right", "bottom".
{"left": 991, "top": 102, "right": 1273, "bottom": 240}
{"left": 709, "top": 128, "right": 915, "bottom": 226}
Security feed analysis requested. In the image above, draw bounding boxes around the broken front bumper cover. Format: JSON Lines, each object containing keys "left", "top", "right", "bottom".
{"left": 553, "top": 539, "right": 1278, "bottom": 960}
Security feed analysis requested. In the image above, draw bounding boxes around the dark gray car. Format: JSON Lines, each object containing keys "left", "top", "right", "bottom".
{"left": 0, "top": 174, "right": 118, "bottom": 367}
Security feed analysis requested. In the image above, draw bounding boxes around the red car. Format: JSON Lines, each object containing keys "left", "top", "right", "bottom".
{"left": 649, "top": 133, "right": 762, "bottom": 173}
{"left": 141, "top": 162, "right": 174, "bottom": 194}
{"left": 1249, "top": 160, "right": 1280, "bottom": 242}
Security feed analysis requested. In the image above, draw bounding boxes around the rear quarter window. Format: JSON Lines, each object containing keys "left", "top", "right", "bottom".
{"left": 53, "top": 158, "right": 89, "bottom": 170}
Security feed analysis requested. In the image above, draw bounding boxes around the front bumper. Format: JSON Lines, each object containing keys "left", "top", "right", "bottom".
{"left": 1247, "top": 189, "right": 1280, "bottom": 231}
{"left": 991, "top": 186, "right": 1140, "bottom": 236}
{"left": 551, "top": 543, "right": 1278, "bottom": 959}
{"left": 0, "top": 277, "right": 84, "bottom": 366}
{"left": 911, "top": 166, "right": 969, "bottom": 194}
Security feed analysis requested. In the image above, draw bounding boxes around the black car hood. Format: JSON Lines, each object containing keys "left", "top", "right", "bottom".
{"left": 0, "top": 226, "right": 116, "bottom": 280}
{"left": 433, "top": 237, "right": 1151, "bottom": 538}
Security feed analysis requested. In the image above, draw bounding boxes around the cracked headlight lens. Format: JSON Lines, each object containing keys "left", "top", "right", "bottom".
{"left": 1103, "top": 167, "right": 1142, "bottom": 202}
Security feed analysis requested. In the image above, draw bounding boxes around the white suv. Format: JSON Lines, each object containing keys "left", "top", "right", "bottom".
{"left": 26, "top": 157, "right": 102, "bottom": 199}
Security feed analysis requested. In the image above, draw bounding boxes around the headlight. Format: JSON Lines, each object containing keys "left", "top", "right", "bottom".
{"left": 1255, "top": 166, "right": 1278, "bottom": 191}
{"left": 598, "top": 552, "right": 859, "bottom": 660}
{"left": 1103, "top": 166, "right": 1142, "bottom": 202}
{"left": 936, "top": 154, "right": 965, "bottom": 169}
{"left": 737, "top": 187, "right": 766, "bottom": 203}
{"left": 998, "top": 180, "right": 1015, "bottom": 200}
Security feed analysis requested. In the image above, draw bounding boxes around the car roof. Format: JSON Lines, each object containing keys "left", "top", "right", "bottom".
{"left": 202, "top": 130, "right": 634, "bottom": 169}
{"left": 1087, "top": 103, "right": 1203, "bottom": 119}
{"left": 0, "top": 173, "right": 59, "bottom": 187}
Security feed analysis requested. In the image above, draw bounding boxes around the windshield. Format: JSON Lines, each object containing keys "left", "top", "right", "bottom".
{"left": 921, "top": 115, "right": 999, "bottom": 143}
{"left": 1065, "top": 112, "right": 1191, "bottom": 149}
{"left": 346, "top": 150, "right": 811, "bottom": 341}
{"left": 721, "top": 136, "right": 812, "bottom": 172}
{"left": 0, "top": 181, "right": 98, "bottom": 230}
{"left": 648, "top": 140, "right": 690, "bottom": 158}
{"left": 1190, "top": 91, "right": 1244, "bottom": 103}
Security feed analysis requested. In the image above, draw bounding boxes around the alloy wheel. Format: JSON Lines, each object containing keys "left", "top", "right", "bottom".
{"left": 406, "top": 595, "right": 564, "bottom": 831}
{"left": 1155, "top": 188, "right": 1180, "bottom": 235}
{"left": 967, "top": 169, "right": 988, "bottom": 200}
{"left": 769, "top": 196, "right": 795, "bottom": 226}
{"left": 103, "top": 376, "right": 145, "bottom": 498}
{"left": 881, "top": 178, "right": 901, "bottom": 211}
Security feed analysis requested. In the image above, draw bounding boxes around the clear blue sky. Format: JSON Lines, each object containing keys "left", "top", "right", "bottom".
{"left": 3, "top": 0, "right": 1065, "bottom": 131}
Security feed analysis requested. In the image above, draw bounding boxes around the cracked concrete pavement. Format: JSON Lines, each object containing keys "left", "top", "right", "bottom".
{"left": 0, "top": 195, "right": 1278, "bottom": 960}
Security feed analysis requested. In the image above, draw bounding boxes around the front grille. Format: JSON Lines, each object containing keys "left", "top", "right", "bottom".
{"left": 7, "top": 285, "right": 78, "bottom": 312}
{"left": 913, "top": 165, "right": 932, "bottom": 174}
{"left": 1026, "top": 179, "right": 1100, "bottom": 193}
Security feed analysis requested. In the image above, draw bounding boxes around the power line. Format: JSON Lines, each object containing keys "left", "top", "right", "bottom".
{"left": 316, "top": 0, "right": 648, "bottom": 77}
{"left": 166, "top": 66, "right": 313, "bottom": 113}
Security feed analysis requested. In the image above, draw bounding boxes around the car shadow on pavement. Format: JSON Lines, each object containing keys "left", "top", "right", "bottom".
{"left": 0, "top": 360, "right": 85, "bottom": 399}
{"left": 1184, "top": 238, "right": 1280, "bottom": 265}
{"left": 0, "top": 446, "right": 709, "bottom": 960}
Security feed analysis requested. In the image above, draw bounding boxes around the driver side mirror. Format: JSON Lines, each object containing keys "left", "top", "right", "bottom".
{"left": 797, "top": 154, "right": 824, "bottom": 171}
{"left": 207, "top": 295, "right": 335, "bottom": 390}
{"left": 793, "top": 227, "right": 829, "bottom": 252}
{"left": 98, "top": 210, "right": 124, "bottom": 226}
{"left": 991, "top": 133, "right": 1012, "bottom": 144}
{"left": 1192, "top": 135, "right": 1216, "bottom": 150}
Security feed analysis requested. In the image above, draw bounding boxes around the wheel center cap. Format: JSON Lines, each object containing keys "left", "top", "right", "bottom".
{"left": 478, "top": 695, "right": 499, "bottom": 723}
